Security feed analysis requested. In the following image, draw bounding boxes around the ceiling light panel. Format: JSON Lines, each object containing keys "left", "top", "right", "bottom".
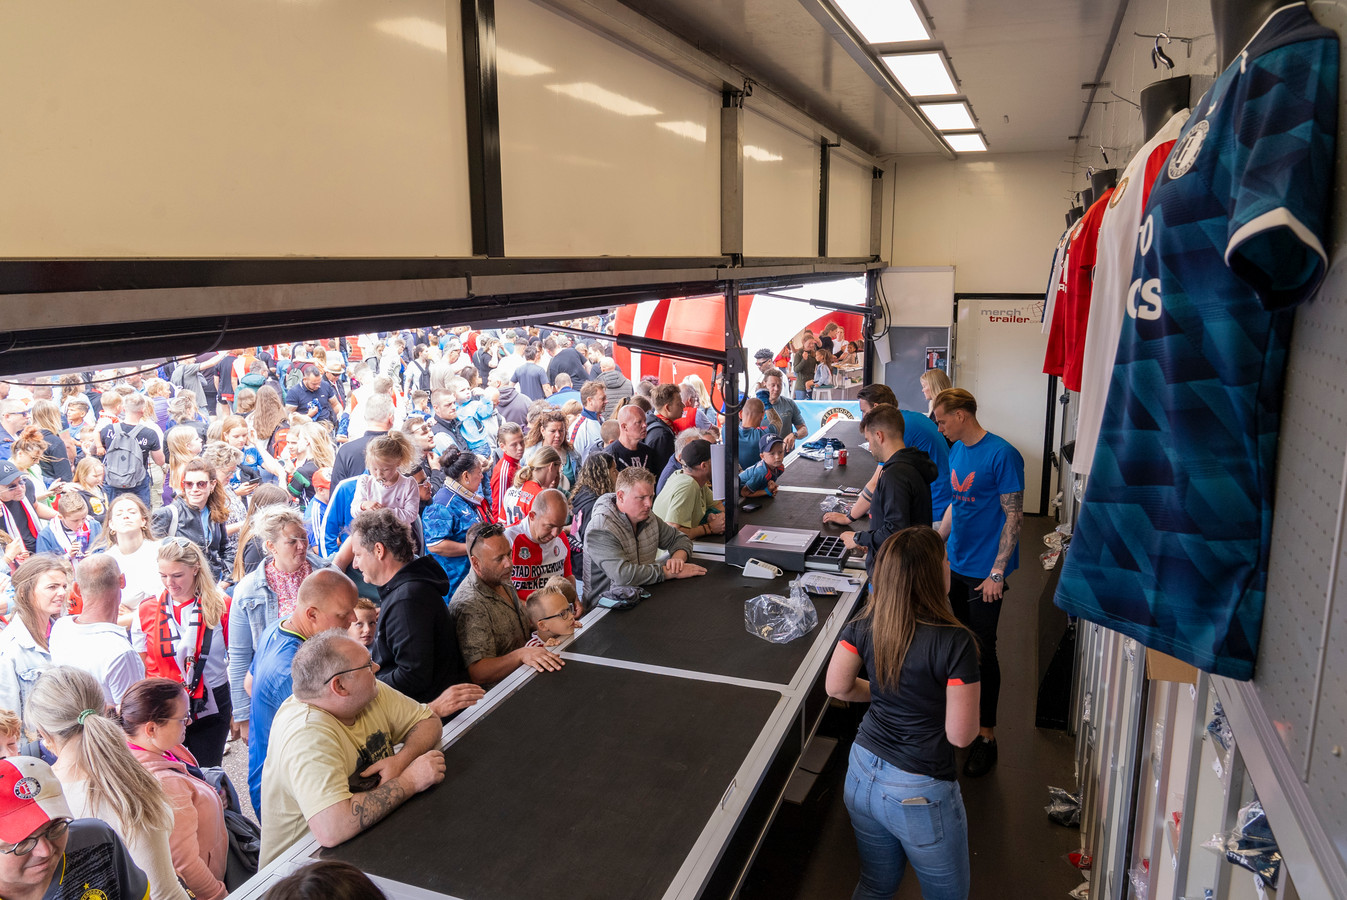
{"left": 833, "top": 0, "right": 929, "bottom": 43}
{"left": 921, "top": 102, "right": 975, "bottom": 131}
{"left": 945, "top": 133, "right": 987, "bottom": 153}
{"left": 881, "top": 52, "right": 957, "bottom": 97}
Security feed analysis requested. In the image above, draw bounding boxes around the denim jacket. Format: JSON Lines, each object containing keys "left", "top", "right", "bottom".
{"left": 0, "top": 618, "right": 51, "bottom": 721}
{"left": 226, "top": 552, "right": 327, "bottom": 722}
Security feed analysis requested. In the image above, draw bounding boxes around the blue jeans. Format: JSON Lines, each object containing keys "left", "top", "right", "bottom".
{"left": 111, "top": 480, "right": 152, "bottom": 509}
{"left": 793, "top": 389, "right": 811, "bottom": 400}
{"left": 844, "top": 743, "right": 970, "bottom": 900}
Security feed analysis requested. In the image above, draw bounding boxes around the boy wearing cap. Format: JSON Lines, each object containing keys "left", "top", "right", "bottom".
{"left": 652, "top": 439, "right": 725, "bottom": 539}
{"left": 0, "top": 756, "right": 150, "bottom": 900}
{"left": 740, "top": 434, "right": 786, "bottom": 499}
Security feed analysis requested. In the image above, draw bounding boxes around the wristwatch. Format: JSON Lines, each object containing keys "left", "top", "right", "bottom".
{"left": 988, "top": 572, "right": 1004, "bottom": 584}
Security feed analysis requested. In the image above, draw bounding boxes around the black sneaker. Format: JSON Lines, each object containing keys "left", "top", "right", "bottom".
{"left": 963, "top": 736, "right": 998, "bottom": 777}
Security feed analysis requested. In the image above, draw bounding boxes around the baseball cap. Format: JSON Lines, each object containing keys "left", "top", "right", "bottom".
{"left": 0, "top": 757, "right": 73, "bottom": 844}
{"left": 312, "top": 467, "right": 332, "bottom": 493}
{"left": 0, "top": 461, "right": 23, "bottom": 487}
{"left": 759, "top": 433, "right": 785, "bottom": 454}
{"left": 680, "top": 439, "right": 713, "bottom": 468}
{"left": 753, "top": 348, "right": 774, "bottom": 362}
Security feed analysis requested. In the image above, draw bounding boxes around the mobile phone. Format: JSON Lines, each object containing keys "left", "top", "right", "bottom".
{"left": 741, "top": 502, "right": 762, "bottom": 513}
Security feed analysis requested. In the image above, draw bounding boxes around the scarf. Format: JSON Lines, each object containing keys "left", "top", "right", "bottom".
{"left": 445, "top": 476, "right": 492, "bottom": 524}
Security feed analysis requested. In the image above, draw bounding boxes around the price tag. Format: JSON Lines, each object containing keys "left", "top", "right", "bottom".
{"left": 1254, "top": 875, "right": 1268, "bottom": 899}
{"left": 1190, "top": 684, "right": 1197, "bottom": 700}
{"left": 1213, "top": 756, "right": 1224, "bottom": 780}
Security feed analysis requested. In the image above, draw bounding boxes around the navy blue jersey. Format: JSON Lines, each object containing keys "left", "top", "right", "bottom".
{"left": 1056, "top": 3, "right": 1337, "bottom": 680}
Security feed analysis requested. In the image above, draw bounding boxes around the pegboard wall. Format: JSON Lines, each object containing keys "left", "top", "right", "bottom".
{"left": 1257, "top": 0, "right": 1347, "bottom": 869}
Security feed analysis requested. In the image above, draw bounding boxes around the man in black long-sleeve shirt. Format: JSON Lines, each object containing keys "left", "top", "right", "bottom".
{"left": 841, "top": 404, "right": 937, "bottom": 577}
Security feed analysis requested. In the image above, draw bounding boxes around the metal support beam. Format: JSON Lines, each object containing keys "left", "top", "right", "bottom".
{"left": 818, "top": 139, "right": 833, "bottom": 258}
{"left": 461, "top": 0, "right": 506, "bottom": 257}
{"left": 862, "top": 268, "right": 878, "bottom": 387}
{"left": 722, "top": 92, "right": 745, "bottom": 258}
{"left": 869, "top": 167, "right": 885, "bottom": 259}
{"left": 724, "top": 283, "right": 742, "bottom": 539}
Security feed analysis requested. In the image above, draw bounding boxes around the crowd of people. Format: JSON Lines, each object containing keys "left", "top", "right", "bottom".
{"left": 0, "top": 316, "right": 1020, "bottom": 900}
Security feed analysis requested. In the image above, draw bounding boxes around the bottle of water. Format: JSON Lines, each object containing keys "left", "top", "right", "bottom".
{"left": 823, "top": 443, "right": 835, "bottom": 471}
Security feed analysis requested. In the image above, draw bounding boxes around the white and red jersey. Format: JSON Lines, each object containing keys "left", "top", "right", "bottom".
{"left": 501, "top": 480, "right": 541, "bottom": 527}
{"left": 491, "top": 455, "right": 520, "bottom": 523}
{"left": 504, "top": 522, "right": 572, "bottom": 600}
{"left": 1073, "top": 109, "right": 1190, "bottom": 476}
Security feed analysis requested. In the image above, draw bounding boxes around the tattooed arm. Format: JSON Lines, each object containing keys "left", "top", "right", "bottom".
{"left": 307, "top": 720, "right": 446, "bottom": 847}
{"left": 977, "top": 491, "right": 1023, "bottom": 602}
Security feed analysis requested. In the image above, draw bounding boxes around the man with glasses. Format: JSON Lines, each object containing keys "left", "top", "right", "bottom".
{"left": 260, "top": 630, "right": 446, "bottom": 866}
{"left": 0, "top": 399, "right": 30, "bottom": 462}
{"left": 450, "top": 521, "right": 564, "bottom": 687}
{"left": 0, "top": 756, "right": 150, "bottom": 900}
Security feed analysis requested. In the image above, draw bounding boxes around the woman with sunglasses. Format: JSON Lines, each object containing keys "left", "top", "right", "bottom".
{"left": 133, "top": 538, "right": 232, "bottom": 766}
{"left": 121, "top": 677, "right": 230, "bottom": 900}
{"left": 27, "top": 666, "right": 188, "bottom": 900}
{"left": 422, "top": 448, "right": 491, "bottom": 597}
{"left": 826, "top": 527, "right": 981, "bottom": 900}
{"left": 150, "top": 456, "right": 232, "bottom": 583}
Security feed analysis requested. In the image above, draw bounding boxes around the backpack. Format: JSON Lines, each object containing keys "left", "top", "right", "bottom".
{"left": 103, "top": 425, "right": 147, "bottom": 489}
{"left": 169, "top": 364, "right": 184, "bottom": 389}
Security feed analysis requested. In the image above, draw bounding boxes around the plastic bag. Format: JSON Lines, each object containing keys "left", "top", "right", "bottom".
{"left": 745, "top": 579, "right": 819, "bottom": 644}
{"left": 819, "top": 495, "right": 851, "bottom": 515}
{"left": 1045, "top": 786, "right": 1081, "bottom": 827}
{"left": 1207, "top": 701, "right": 1233, "bottom": 754}
{"left": 1202, "top": 800, "right": 1281, "bottom": 887}
{"left": 1068, "top": 882, "right": 1090, "bottom": 899}
{"left": 1127, "top": 861, "right": 1149, "bottom": 899}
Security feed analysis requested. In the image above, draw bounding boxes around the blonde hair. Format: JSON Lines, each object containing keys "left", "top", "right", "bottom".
{"left": 543, "top": 574, "right": 578, "bottom": 608}
{"left": 365, "top": 431, "right": 416, "bottom": 472}
{"left": 26, "top": 667, "right": 173, "bottom": 834}
{"left": 921, "top": 368, "right": 953, "bottom": 397}
{"left": 0, "top": 708, "right": 19, "bottom": 738}
{"left": 290, "top": 421, "right": 335, "bottom": 468}
{"left": 165, "top": 425, "right": 201, "bottom": 494}
{"left": 932, "top": 386, "right": 975, "bottom": 417}
{"left": 157, "top": 539, "right": 226, "bottom": 628}
{"left": 514, "top": 446, "right": 561, "bottom": 487}
{"left": 681, "top": 374, "right": 712, "bottom": 408}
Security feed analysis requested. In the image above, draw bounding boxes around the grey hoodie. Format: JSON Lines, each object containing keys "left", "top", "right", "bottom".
{"left": 598, "top": 370, "right": 634, "bottom": 418}
{"left": 582, "top": 492, "right": 693, "bottom": 606}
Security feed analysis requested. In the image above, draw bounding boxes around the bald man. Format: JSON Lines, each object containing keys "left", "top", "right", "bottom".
{"left": 247, "top": 567, "right": 361, "bottom": 813}
{"left": 603, "top": 405, "right": 655, "bottom": 471}
{"left": 50, "top": 554, "right": 145, "bottom": 708}
{"left": 503, "top": 488, "right": 573, "bottom": 601}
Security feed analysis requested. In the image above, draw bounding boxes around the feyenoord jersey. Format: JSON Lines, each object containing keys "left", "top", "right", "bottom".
{"left": 504, "top": 522, "right": 571, "bottom": 599}
{"left": 1073, "top": 109, "right": 1190, "bottom": 477}
{"left": 1056, "top": 3, "right": 1337, "bottom": 679}
{"left": 1041, "top": 226, "right": 1073, "bottom": 332}
{"left": 1060, "top": 187, "right": 1115, "bottom": 391}
{"left": 1042, "top": 217, "right": 1084, "bottom": 377}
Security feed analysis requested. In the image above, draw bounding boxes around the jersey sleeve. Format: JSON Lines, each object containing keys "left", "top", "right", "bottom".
{"left": 1224, "top": 39, "right": 1338, "bottom": 309}
{"left": 995, "top": 441, "right": 1026, "bottom": 495}
{"left": 942, "top": 629, "right": 981, "bottom": 686}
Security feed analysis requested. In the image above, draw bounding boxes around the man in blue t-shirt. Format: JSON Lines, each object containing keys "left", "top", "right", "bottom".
{"left": 284, "top": 363, "right": 341, "bottom": 426}
{"left": 1055, "top": 3, "right": 1338, "bottom": 682}
{"left": 934, "top": 388, "right": 1023, "bottom": 778}
{"left": 247, "top": 568, "right": 360, "bottom": 812}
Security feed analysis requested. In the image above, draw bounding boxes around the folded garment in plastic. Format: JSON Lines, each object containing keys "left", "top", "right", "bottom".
{"left": 744, "top": 579, "right": 819, "bottom": 644}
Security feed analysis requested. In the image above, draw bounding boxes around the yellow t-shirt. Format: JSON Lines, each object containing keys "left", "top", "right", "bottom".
{"left": 259, "top": 682, "right": 434, "bottom": 866}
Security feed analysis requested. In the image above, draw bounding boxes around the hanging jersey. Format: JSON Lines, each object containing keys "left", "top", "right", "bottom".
{"left": 1055, "top": 3, "right": 1337, "bottom": 680}
{"left": 1041, "top": 226, "right": 1073, "bottom": 332}
{"left": 504, "top": 522, "right": 572, "bottom": 599}
{"left": 1073, "top": 108, "right": 1190, "bottom": 476}
{"left": 1059, "top": 187, "right": 1115, "bottom": 392}
{"left": 1042, "top": 217, "right": 1084, "bottom": 377}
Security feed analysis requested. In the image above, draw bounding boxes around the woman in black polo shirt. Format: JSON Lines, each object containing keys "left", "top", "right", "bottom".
{"left": 826, "top": 526, "right": 981, "bottom": 900}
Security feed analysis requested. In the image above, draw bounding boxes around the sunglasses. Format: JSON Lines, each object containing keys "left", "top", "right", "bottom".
{"left": 183, "top": 480, "right": 211, "bottom": 489}
{"left": 466, "top": 523, "right": 505, "bottom": 557}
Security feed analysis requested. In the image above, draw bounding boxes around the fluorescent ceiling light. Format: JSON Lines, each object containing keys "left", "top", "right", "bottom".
{"left": 497, "top": 48, "right": 553, "bottom": 77}
{"left": 833, "top": 0, "right": 929, "bottom": 43}
{"left": 375, "top": 17, "right": 448, "bottom": 53}
{"left": 657, "top": 121, "right": 708, "bottom": 142}
{"left": 921, "top": 101, "right": 975, "bottom": 131}
{"left": 945, "top": 133, "right": 987, "bottom": 152}
{"left": 545, "top": 83, "right": 660, "bottom": 117}
{"left": 744, "top": 145, "right": 784, "bottom": 162}
{"left": 881, "top": 52, "right": 956, "bottom": 96}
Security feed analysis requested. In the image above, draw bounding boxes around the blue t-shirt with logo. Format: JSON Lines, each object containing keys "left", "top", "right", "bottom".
{"left": 902, "top": 410, "right": 952, "bottom": 519}
{"left": 1055, "top": 4, "right": 1337, "bottom": 680}
{"left": 285, "top": 380, "right": 338, "bottom": 424}
{"left": 947, "top": 432, "right": 1024, "bottom": 578}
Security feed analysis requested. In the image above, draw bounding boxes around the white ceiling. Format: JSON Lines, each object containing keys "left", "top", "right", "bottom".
{"left": 618, "top": 0, "right": 1127, "bottom": 155}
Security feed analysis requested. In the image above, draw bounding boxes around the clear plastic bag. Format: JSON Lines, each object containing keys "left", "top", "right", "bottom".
{"left": 1045, "top": 786, "right": 1081, "bottom": 827}
{"left": 744, "top": 579, "right": 819, "bottom": 644}
{"left": 1207, "top": 701, "right": 1233, "bottom": 753}
{"left": 819, "top": 495, "right": 851, "bottom": 514}
{"left": 1202, "top": 800, "right": 1281, "bottom": 887}
{"left": 1127, "top": 862, "right": 1149, "bottom": 899}
{"left": 1068, "top": 882, "right": 1090, "bottom": 899}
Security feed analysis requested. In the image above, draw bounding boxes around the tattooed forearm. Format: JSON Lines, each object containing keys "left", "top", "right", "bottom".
{"left": 350, "top": 778, "right": 409, "bottom": 829}
{"left": 993, "top": 491, "right": 1023, "bottom": 572}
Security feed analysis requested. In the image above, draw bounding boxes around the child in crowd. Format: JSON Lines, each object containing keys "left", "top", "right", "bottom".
{"left": 349, "top": 598, "right": 378, "bottom": 649}
{"left": 810, "top": 347, "right": 835, "bottom": 400}
{"left": 352, "top": 432, "right": 420, "bottom": 528}
{"left": 450, "top": 377, "right": 495, "bottom": 457}
{"left": 490, "top": 423, "right": 525, "bottom": 522}
{"left": 599, "top": 419, "right": 619, "bottom": 446}
{"left": 737, "top": 398, "right": 773, "bottom": 470}
{"left": 544, "top": 573, "right": 582, "bottom": 619}
{"left": 525, "top": 583, "right": 581, "bottom": 649}
{"left": 304, "top": 467, "right": 332, "bottom": 551}
{"left": 409, "top": 390, "right": 431, "bottom": 416}
{"left": 740, "top": 434, "right": 786, "bottom": 499}
{"left": 36, "top": 493, "right": 99, "bottom": 560}
{"left": 0, "top": 709, "right": 20, "bottom": 758}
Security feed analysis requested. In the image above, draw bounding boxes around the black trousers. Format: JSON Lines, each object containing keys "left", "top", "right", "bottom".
{"left": 948, "top": 571, "right": 1003, "bottom": 729}
{"left": 185, "top": 683, "right": 233, "bottom": 767}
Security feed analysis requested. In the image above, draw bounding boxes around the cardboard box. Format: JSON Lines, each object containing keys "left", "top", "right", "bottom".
{"left": 1146, "top": 648, "right": 1198, "bottom": 684}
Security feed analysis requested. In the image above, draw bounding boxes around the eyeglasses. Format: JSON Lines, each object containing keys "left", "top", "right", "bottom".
{"left": 466, "top": 523, "right": 505, "bottom": 558}
{"left": 182, "top": 480, "right": 211, "bottom": 489}
{"left": 1, "top": 818, "right": 71, "bottom": 856}
{"left": 324, "top": 658, "right": 375, "bottom": 685}
{"left": 538, "top": 607, "right": 575, "bottom": 624}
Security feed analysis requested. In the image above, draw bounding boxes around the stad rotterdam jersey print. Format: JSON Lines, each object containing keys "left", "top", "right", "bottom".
{"left": 1056, "top": 2, "right": 1337, "bottom": 680}
{"left": 504, "top": 521, "right": 572, "bottom": 599}
{"left": 1073, "top": 108, "right": 1190, "bottom": 477}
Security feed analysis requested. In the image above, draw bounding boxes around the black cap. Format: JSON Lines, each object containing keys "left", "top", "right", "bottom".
{"left": 0, "top": 461, "right": 22, "bottom": 486}
{"left": 680, "top": 439, "right": 713, "bottom": 468}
